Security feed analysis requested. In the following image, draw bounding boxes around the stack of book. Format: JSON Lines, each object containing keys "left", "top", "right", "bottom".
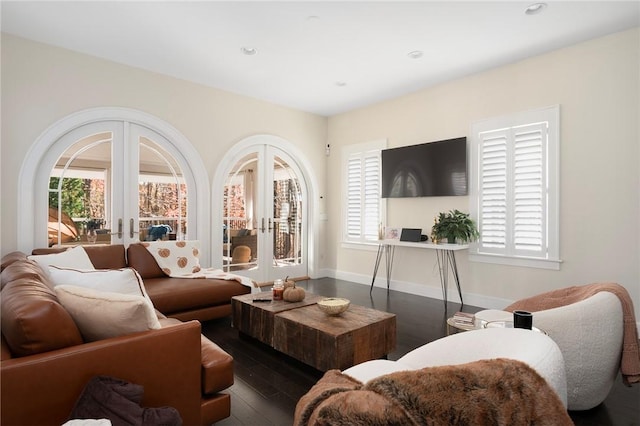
{"left": 452, "top": 311, "right": 475, "bottom": 326}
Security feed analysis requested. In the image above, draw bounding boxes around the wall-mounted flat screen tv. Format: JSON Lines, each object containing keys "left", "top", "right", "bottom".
{"left": 381, "top": 137, "right": 467, "bottom": 198}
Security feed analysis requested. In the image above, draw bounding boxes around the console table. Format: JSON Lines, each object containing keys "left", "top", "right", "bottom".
{"left": 370, "top": 239, "right": 468, "bottom": 309}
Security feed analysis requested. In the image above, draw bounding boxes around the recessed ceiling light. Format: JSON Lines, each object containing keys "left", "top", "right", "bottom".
{"left": 241, "top": 47, "right": 257, "bottom": 56}
{"left": 525, "top": 3, "right": 547, "bottom": 15}
{"left": 335, "top": 81, "right": 347, "bottom": 87}
{"left": 408, "top": 50, "right": 423, "bottom": 59}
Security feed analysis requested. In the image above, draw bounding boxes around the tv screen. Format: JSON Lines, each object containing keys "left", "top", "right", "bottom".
{"left": 381, "top": 137, "right": 467, "bottom": 198}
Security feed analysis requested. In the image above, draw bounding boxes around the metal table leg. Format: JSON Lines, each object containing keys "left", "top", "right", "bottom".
{"left": 447, "top": 250, "right": 464, "bottom": 307}
{"left": 385, "top": 244, "right": 395, "bottom": 292}
{"left": 370, "top": 243, "right": 394, "bottom": 293}
{"left": 436, "top": 249, "right": 464, "bottom": 311}
{"left": 436, "top": 249, "right": 448, "bottom": 308}
{"left": 370, "top": 243, "right": 385, "bottom": 294}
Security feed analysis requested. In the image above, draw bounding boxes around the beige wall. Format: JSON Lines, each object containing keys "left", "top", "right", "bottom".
{"left": 327, "top": 28, "right": 640, "bottom": 315}
{"left": 0, "top": 34, "right": 328, "bottom": 261}
{"left": 2, "top": 28, "right": 639, "bottom": 317}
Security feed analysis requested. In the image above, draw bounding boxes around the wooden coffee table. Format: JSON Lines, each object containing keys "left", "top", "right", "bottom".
{"left": 231, "top": 293, "right": 324, "bottom": 345}
{"left": 231, "top": 293, "right": 396, "bottom": 371}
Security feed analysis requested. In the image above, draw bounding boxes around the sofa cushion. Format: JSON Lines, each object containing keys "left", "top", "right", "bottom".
{"left": 1, "top": 257, "right": 53, "bottom": 291}
{"left": 1, "top": 251, "right": 28, "bottom": 272}
{"left": 28, "top": 246, "right": 95, "bottom": 274}
{"left": 126, "top": 243, "right": 166, "bottom": 279}
{"left": 143, "top": 276, "right": 250, "bottom": 315}
{"left": 158, "top": 317, "right": 234, "bottom": 395}
{"left": 32, "top": 245, "right": 128, "bottom": 270}
{"left": 54, "top": 285, "right": 161, "bottom": 342}
{"left": 200, "top": 335, "right": 234, "bottom": 395}
{"left": 82, "top": 244, "right": 128, "bottom": 269}
{"left": 1, "top": 335, "right": 12, "bottom": 361}
{"left": 1, "top": 277, "right": 83, "bottom": 356}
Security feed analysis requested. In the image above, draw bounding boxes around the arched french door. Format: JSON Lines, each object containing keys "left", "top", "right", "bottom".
{"left": 18, "top": 108, "right": 210, "bottom": 261}
{"left": 212, "top": 135, "right": 317, "bottom": 284}
{"left": 48, "top": 123, "right": 188, "bottom": 246}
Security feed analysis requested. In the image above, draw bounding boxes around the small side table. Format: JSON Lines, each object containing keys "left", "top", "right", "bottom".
{"left": 484, "top": 320, "right": 548, "bottom": 335}
{"left": 446, "top": 317, "right": 547, "bottom": 335}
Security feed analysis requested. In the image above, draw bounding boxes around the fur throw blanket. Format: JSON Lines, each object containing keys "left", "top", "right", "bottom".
{"left": 295, "top": 359, "right": 572, "bottom": 426}
{"left": 505, "top": 282, "right": 640, "bottom": 386}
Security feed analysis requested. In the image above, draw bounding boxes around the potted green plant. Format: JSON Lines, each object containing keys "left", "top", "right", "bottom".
{"left": 431, "top": 209, "right": 479, "bottom": 244}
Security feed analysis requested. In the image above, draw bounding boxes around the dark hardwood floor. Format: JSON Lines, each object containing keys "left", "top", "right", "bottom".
{"left": 201, "top": 277, "right": 640, "bottom": 426}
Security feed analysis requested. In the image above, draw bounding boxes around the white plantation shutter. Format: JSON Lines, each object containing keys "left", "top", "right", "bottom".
{"left": 471, "top": 106, "right": 559, "bottom": 269}
{"left": 513, "top": 123, "right": 546, "bottom": 254}
{"left": 346, "top": 157, "right": 362, "bottom": 239}
{"left": 362, "top": 154, "right": 381, "bottom": 240}
{"left": 343, "top": 141, "right": 385, "bottom": 244}
{"left": 479, "top": 129, "right": 508, "bottom": 251}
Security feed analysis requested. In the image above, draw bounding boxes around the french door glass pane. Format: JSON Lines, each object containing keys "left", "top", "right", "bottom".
{"left": 223, "top": 153, "right": 258, "bottom": 272}
{"left": 272, "top": 155, "right": 302, "bottom": 268}
{"left": 138, "top": 138, "right": 186, "bottom": 241}
{"left": 48, "top": 132, "right": 111, "bottom": 246}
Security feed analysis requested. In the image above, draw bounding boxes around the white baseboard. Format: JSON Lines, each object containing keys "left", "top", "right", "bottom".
{"left": 321, "top": 268, "right": 640, "bottom": 329}
{"left": 326, "top": 268, "right": 513, "bottom": 310}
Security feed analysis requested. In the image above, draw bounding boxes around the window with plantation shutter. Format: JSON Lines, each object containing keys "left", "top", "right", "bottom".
{"left": 470, "top": 106, "right": 560, "bottom": 270}
{"left": 342, "top": 140, "right": 386, "bottom": 245}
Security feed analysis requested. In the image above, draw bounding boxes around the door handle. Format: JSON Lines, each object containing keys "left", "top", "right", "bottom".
{"left": 260, "top": 218, "right": 266, "bottom": 233}
{"left": 129, "top": 218, "right": 139, "bottom": 239}
{"left": 109, "top": 218, "right": 123, "bottom": 239}
{"left": 268, "top": 218, "right": 273, "bottom": 232}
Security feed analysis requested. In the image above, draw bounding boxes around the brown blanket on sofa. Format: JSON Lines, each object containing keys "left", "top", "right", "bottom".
{"left": 294, "top": 359, "right": 573, "bottom": 426}
{"left": 505, "top": 282, "right": 640, "bottom": 386}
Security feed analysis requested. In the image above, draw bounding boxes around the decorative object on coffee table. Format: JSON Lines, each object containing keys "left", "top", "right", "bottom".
{"left": 317, "top": 298, "right": 350, "bottom": 316}
{"left": 283, "top": 282, "right": 305, "bottom": 302}
{"left": 431, "top": 209, "right": 479, "bottom": 244}
{"left": 272, "top": 279, "right": 285, "bottom": 300}
{"left": 284, "top": 276, "right": 295, "bottom": 288}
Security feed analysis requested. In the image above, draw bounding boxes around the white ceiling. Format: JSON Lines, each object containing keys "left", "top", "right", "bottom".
{"left": 2, "top": 1, "right": 638, "bottom": 116}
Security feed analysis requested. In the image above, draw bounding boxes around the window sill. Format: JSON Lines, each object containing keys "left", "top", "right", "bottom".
{"left": 469, "top": 253, "right": 562, "bottom": 270}
{"left": 341, "top": 241, "right": 379, "bottom": 251}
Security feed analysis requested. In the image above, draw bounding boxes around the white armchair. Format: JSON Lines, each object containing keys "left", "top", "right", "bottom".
{"left": 476, "top": 291, "right": 624, "bottom": 411}
{"left": 343, "top": 327, "right": 568, "bottom": 407}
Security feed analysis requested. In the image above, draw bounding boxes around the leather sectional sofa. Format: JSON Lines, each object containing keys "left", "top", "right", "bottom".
{"left": 1, "top": 243, "right": 251, "bottom": 425}
{"left": 34, "top": 243, "right": 252, "bottom": 322}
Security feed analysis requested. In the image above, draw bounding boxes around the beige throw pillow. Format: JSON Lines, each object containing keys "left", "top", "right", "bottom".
{"left": 54, "top": 285, "right": 161, "bottom": 342}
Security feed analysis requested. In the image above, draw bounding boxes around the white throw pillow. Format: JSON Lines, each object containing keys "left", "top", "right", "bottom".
{"left": 28, "top": 246, "right": 95, "bottom": 275}
{"left": 54, "top": 285, "right": 161, "bottom": 342}
{"left": 48, "top": 266, "right": 154, "bottom": 308}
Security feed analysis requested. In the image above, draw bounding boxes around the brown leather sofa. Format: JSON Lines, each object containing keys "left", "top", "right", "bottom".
{"left": 1, "top": 244, "right": 251, "bottom": 425}
{"left": 33, "top": 243, "right": 252, "bottom": 322}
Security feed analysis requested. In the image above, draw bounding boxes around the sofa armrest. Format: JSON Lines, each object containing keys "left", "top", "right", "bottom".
{"left": 1, "top": 320, "right": 203, "bottom": 426}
